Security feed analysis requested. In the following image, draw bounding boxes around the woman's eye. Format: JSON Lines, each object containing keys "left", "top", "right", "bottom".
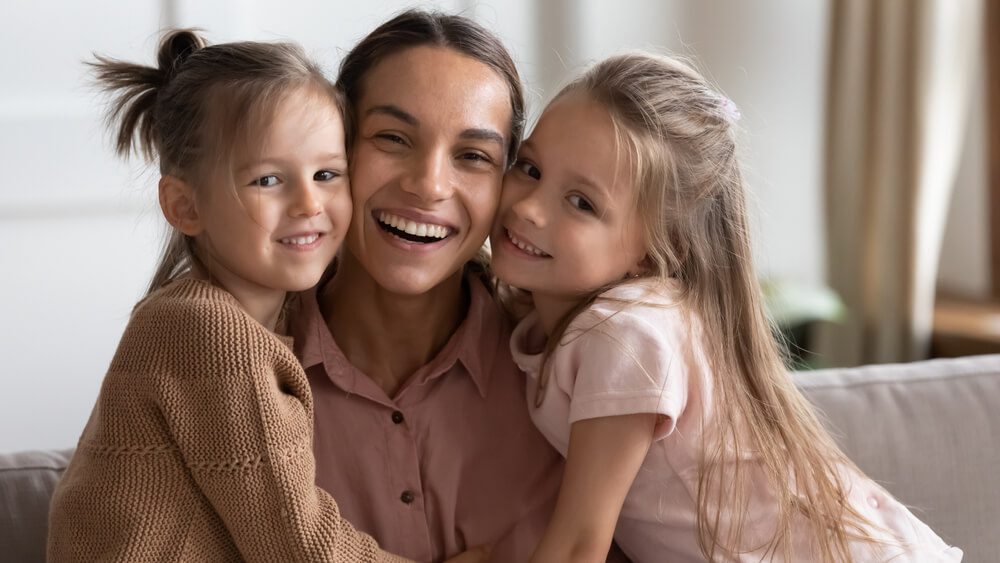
{"left": 251, "top": 175, "right": 280, "bottom": 187}
{"left": 376, "top": 133, "right": 407, "bottom": 145}
{"left": 568, "top": 194, "right": 596, "bottom": 214}
{"left": 516, "top": 160, "right": 541, "bottom": 180}
{"left": 461, "top": 151, "right": 492, "bottom": 164}
{"left": 314, "top": 170, "right": 341, "bottom": 182}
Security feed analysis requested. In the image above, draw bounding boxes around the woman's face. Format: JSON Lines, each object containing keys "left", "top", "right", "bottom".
{"left": 345, "top": 45, "right": 512, "bottom": 295}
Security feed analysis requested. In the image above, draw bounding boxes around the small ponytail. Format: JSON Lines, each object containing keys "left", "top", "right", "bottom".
{"left": 89, "top": 29, "right": 207, "bottom": 162}
{"left": 156, "top": 29, "right": 205, "bottom": 83}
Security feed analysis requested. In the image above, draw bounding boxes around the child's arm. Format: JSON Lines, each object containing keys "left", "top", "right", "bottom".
{"left": 145, "top": 299, "right": 412, "bottom": 563}
{"left": 530, "top": 413, "right": 658, "bottom": 563}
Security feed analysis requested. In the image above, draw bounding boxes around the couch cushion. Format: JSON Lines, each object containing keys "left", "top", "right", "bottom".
{"left": 0, "top": 449, "right": 73, "bottom": 563}
{"left": 797, "top": 354, "right": 1000, "bottom": 562}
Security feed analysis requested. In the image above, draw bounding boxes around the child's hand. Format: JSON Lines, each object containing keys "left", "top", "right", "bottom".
{"left": 440, "top": 544, "right": 492, "bottom": 563}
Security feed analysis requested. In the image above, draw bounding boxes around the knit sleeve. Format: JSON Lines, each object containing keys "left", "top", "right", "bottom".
{"left": 142, "top": 295, "right": 411, "bottom": 563}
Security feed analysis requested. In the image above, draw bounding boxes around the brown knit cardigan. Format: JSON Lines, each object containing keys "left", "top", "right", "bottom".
{"left": 47, "top": 278, "right": 411, "bottom": 562}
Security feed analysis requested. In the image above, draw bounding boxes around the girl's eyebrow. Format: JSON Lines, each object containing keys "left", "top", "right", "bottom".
{"left": 569, "top": 172, "right": 610, "bottom": 201}
{"left": 234, "top": 152, "right": 347, "bottom": 174}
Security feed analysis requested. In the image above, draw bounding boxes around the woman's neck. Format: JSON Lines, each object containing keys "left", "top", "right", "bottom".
{"left": 321, "top": 253, "right": 467, "bottom": 397}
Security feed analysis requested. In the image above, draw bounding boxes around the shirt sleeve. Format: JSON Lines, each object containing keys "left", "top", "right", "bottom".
{"left": 146, "top": 299, "right": 411, "bottom": 563}
{"left": 560, "top": 309, "right": 690, "bottom": 440}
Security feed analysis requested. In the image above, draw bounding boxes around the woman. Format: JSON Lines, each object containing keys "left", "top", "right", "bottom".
{"left": 291, "top": 10, "right": 565, "bottom": 563}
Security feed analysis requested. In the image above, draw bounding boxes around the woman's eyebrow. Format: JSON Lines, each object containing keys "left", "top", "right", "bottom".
{"left": 459, "top": 128, "right": 504, "bottom": 147}
{"left": 366, "top": 104, "right": 417, "bottom": 125}
{"left": 366, "top": 104, "right": 503, "bottom": 147}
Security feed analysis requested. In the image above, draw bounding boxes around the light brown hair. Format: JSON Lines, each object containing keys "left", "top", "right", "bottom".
{"left": 91, "top": 29, "right": 343, "bottom": 294}
{"left": 536, "top": 53, "right": 885, "bottom": 561}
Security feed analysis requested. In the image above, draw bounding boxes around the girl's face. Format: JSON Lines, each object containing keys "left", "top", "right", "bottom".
{"left": 345, "top": 45, "right": 512, "bottom": 295}
{"left": 491, "top": 92, "right": 647, "bottom": 298}
{"left": 193, "top": 87, "right": 351, "bottom": 295}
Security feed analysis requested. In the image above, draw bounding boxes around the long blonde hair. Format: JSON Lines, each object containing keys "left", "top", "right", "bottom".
{"left": 536, "top": 53, "right": 882, "bottom": 561}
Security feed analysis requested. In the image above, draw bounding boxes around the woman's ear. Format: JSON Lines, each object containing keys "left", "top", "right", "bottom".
{"left": 159, "top": 175, "right": 202, "bottom": 236}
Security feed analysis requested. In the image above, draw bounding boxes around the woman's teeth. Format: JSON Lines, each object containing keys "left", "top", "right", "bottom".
{"left": 508, "top": 231, "right": 549, "bottom": 257}
{"left": 378, "top": 211, "right": 450, "bottom": 239}
{"left": 280, "top": 234, "right": 319, "bottom": 246}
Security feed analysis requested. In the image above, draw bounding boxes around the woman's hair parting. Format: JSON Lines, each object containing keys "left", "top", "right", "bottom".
{"left": 542, "top": 53, "right": 884, "bottom": 561}
{"left": 90, "top": 29, "right": 342, "bottom": 295}
{"left": 336, "top": 9, "right": 525, "bottom": 169}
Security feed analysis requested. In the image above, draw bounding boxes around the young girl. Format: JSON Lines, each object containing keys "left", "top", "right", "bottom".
{"left": 491, "top": 53, "right": 962, "bottom": 562}
{"left": 47, "top": 29, "right": 426, "bottom": 562}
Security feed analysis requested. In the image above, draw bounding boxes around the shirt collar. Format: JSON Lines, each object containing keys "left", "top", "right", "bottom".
{"left": 291, "top": 273, "right": 503, "bottom": 399}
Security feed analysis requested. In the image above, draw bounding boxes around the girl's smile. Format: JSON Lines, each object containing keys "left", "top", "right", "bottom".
{"left": 491, "top": 91, "right": 647, "bottom": 302}
{"left": 499, "top": 227, "right": 552, "bottom": 259}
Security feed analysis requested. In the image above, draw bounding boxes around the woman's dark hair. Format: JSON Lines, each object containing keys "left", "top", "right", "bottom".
{"left": 336, "top": 9, "right": 525, "bottom": 168}
{"left": 90, "top": 28, "right": 342, "bottom": 294}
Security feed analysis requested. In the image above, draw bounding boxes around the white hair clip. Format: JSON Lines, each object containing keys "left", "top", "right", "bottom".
{"left": 721, "top": 97, "right": 741, "bottom": 122}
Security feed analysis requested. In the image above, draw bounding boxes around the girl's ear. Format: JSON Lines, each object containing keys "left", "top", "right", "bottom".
{"left": 628, "top": 255, "right": 655, "bottom": 278}
{"left": 159, "top": 175, "right": 202, "bottom": 236}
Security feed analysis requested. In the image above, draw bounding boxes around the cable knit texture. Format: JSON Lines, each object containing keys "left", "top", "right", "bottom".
{"left": 47, "top": 278, "right": 411, "bottom": 563}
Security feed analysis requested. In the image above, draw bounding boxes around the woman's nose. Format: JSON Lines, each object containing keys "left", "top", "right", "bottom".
{"left": 400, "top": 150, "right": 454, "bottom": 203}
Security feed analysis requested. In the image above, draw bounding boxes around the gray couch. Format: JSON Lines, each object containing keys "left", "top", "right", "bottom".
{"left": 3, "top": 355, "right": 998, "bottom": 562}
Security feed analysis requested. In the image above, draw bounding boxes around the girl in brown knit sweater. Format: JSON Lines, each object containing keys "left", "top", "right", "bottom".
{"left": 47, "top": 29, "right": 483, "bottom": 563}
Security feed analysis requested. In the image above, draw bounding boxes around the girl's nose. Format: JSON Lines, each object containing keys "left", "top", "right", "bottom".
{"left": 510, "top": 189, "right": 547, "bottom": 228}
{"left": 289, "top": 180, "right": 323, "bottom": 218}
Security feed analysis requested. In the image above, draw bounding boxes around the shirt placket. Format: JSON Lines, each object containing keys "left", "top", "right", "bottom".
{"left": 380, "top": 399, "right": 434, "bottom": 562}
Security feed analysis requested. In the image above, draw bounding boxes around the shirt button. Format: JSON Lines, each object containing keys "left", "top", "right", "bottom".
{"left": 868, "top": 495, "right": 879, "bottom": 509}
{"left": 391, "top": 410, "right": 405, "bottom": 424}
{"left": 400, "top": 490, "right": 416, "bottom": 504}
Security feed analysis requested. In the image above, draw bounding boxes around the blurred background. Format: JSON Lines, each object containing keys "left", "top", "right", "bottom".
{"left": 0, "top": 0, "right": 991, "bottom": 451}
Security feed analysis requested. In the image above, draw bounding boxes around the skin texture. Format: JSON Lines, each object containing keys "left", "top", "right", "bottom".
{"left": 490, "top": 91, "right": 648, "bottom": 335}
{"left": 491, "top": 92, "right": 656, "bottom": 563}
{"left": 160, "top": 86, "right": 351, "bottom": 329}
{"left": 322, "top": 46, "right": 512, "bottom": 397}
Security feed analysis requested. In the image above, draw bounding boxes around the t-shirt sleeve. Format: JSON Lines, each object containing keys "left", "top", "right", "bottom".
{"left": 560, "top": 310, "right": 689, "bottom": 440}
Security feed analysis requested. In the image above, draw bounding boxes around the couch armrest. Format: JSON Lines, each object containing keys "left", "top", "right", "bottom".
{"left": 0, "top": 449, "right": 74, "bottom": 563}
{"left": 797, "top": 354, "right": 1000, "bottom": 562}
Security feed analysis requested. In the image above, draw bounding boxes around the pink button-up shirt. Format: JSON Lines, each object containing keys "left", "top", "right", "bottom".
{"left": 293, "top": 275, "right": 564, "bottom": 563}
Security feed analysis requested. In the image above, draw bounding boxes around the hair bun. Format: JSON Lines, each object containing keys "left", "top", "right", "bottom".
{"left": 157, "top": 29, "right": 207, "bottom": 82}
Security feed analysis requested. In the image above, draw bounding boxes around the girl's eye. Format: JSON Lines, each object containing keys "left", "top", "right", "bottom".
{"left": 251, "top": 175, "right": 280, "bottom": 187}
{"left": 568, "top": 194, "right": 596, "bottom": 214}
{"left": 314, "top": 170, "right": 341, "bottom": 182}
{"left": 516, "top": 159, "right": 541, "bottom": 180}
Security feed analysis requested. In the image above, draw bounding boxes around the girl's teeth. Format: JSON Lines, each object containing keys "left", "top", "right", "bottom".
{"left": 282, "top": 234, "right": 319, "bottom": 245}
{"left": 509, "top": 232, "right": 548, "bottom": 257}
{"left": 378, "top": 211, "right": 450, "bottom": 239}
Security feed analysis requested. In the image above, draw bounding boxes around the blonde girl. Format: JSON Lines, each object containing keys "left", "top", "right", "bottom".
{"left": 490, "top": 52, "right": 962, "bottom": 562}
{"left": 47, "top": 29, "right": 473, "bottom": 563}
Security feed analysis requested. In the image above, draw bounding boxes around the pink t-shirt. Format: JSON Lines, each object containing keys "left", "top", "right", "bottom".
{"left": 511, "top": 281, "right": 963, "bottom": 562}
{"left": 293, "top": 275, "right": 565, "bottom": 563}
